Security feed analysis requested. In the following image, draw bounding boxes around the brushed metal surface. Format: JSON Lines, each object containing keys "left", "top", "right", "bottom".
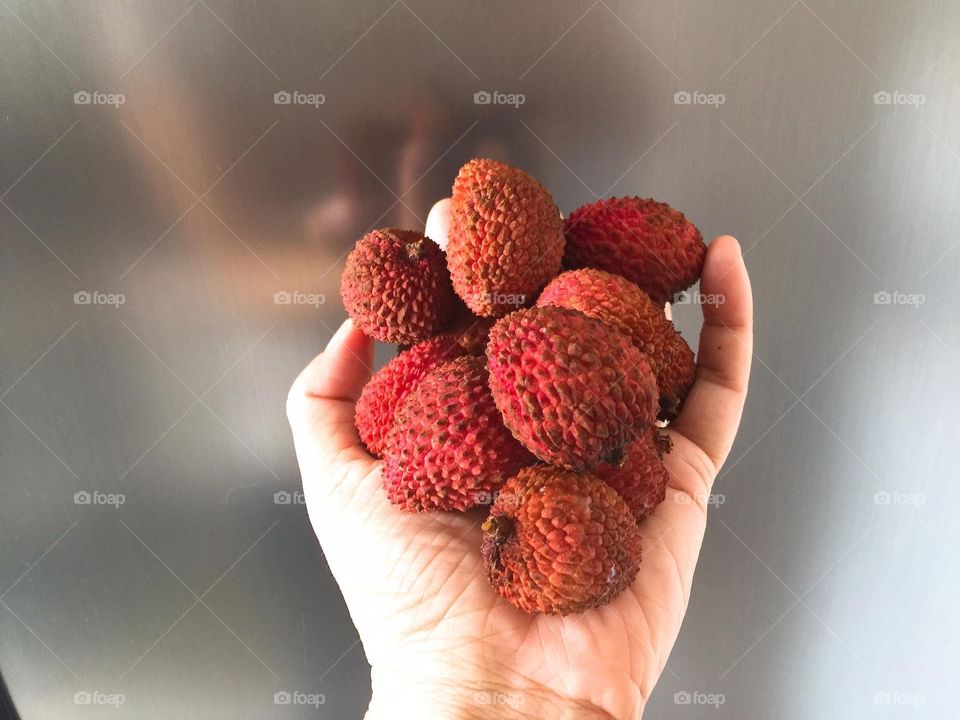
{"left": 2, "top": 1, "right": 958, "bottom": 718}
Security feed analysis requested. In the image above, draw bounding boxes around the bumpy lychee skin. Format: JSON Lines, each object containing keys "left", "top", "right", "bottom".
{"left": 355, "top": 336, "right": 468, "bottom": 457}
{"left": 341, "top": 228, "right": 455, "bottom": 344}
{"left": 564, "top": 197, "right": 705, "bottom": 304}
{"left": 447, "top": 159, "right": 564, "bottom": 317}
{"left": 486, "top": 306, "right": 659, "bottom": 470}
{"left": 442, "top": 301, "right": 497, "bottom": 354}
{"left": 594, "top": 429, "right": 672, "bottom": 523}
{"left": 537, "top": 268, "right": 696, "bottom": 419}
{"left": 481, "top": 466, "right": 642, "bottom": 615}
{"left": 382, "top": 356, "right": 535, "bottom": 511}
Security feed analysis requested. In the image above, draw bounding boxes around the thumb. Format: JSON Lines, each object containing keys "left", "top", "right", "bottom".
{"left": 286, "top": 319, "right": 375, "bottom": 466}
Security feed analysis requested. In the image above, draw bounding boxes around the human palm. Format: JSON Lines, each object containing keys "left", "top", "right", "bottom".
{"left": 287, "top": 200, "right": 753, "bottom": 719}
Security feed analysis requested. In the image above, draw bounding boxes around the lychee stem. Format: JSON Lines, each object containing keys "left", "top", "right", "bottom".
{"left": 602, "top": 445, "right": 628, "bottom": 467}
{"left": 404, "top": 239, "right": 424, "bottom": 262}
{"left": 482, "top": 515, "right": 514, "bottom": 544}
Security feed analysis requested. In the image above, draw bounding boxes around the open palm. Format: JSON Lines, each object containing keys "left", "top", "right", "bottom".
{"left": 287, "top": 201, "right": 753, "bottom": 719}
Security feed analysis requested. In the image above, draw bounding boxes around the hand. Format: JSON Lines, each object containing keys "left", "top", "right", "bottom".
{"left": 286, "top": 199, "right": 753, "bottom": 719}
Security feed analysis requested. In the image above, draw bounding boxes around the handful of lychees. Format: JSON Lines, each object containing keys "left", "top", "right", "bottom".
{"left": 340, "top": 158, "right": 706, "bottom": 615}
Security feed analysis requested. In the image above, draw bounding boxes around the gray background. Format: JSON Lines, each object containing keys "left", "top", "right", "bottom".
{"left": 2, "top": 1, "right": 958, "bottom": 718}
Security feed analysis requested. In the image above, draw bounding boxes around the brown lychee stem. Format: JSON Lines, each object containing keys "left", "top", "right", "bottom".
{"left": 404, "top": 239, "right": 424, "bottom": 261}
{"left": 482, "top": 515, "right": 514, "bottom": 543}
{"left": 602, "top": 445, "right": 628, "bottom": 467}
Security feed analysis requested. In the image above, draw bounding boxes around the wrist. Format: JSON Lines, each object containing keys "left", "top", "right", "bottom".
{"left": 365, "top": 665, "right": 639, "bottom": 720}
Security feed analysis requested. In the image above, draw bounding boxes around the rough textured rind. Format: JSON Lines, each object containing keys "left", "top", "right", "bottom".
{"left": 382, "top": 356, "right": 535, "bottom": 511}
{"left": 355, "top": 336, "right": 468, "bottom": 457}
{"left": 594, "top": 429, "right": 672, "bottom": 523}
{"left": 481, "top": 466, "right": 642, "bottom": 615}
{"left": 442, "top": 301, "right": 497, "bottom": 354}
{"left": 486, "top": 306, "right": 659, "bottom": 470}
{"left": 537, "top": 268, "right": 696, "bottom": 419}
{"left": 563, "top": 197, "right": 705, "bottom": 304}
{"left": 447, "top": 159, "right": 564, "bottom": 317}
{"left": 341, "top": 228, "right": 455, "bottom": 344}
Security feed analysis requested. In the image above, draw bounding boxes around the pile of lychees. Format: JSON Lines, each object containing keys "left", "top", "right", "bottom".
{"left": 340, "top": 158, "right": 706, "bottom": 616}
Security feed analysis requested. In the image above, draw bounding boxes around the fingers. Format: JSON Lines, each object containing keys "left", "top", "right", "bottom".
{"left": 286, "top": 319, "right": 374, "bottom": 462}
{"left": 669, "top": 236, "right": 753, "bottom": 472}
{"left": 425, "top": 197, "right": 452, "bottom": 250}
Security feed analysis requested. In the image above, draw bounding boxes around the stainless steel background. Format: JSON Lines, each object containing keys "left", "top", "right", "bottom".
{"left": 2, "top": 1, "right": 959, "bottom": 718}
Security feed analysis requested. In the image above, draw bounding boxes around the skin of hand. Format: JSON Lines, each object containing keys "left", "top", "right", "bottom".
{"left": 287, "top": 198, "right": 753, "bottom": 720}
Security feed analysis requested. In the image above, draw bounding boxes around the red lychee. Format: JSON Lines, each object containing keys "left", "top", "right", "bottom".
{"left": 447, "top": 159, "right": 564, "bottom": 317}
{"left": 563, "top": 197, "right": 705, "bottom": 304}
{"left": 537, "top": 268, "right": 696, "bottom": 419}
{"left": 594, "top": 429, "right": 672, "bottom": 523}
{"left": 355, "top": 336, "right": 469, "bottom": 457}
{"left": 382, "top": 355, "right": 535, "bottom": 511}
{"left": 341, "top": 228, "right": 455, "bottom": 344}
{"left": 485, "top": 306, "right": 659, "bottom": 470}
{"left": 481, "top": 466, "right": 642, "bottom": 615}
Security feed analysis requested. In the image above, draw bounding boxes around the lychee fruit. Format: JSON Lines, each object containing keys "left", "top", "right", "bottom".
{"left": 341, "top": 228, "right": 455, "bottom": 344}
{"left": 537, "top": 268, "right": 696, "bottom": 419}
{"left": 486, "top": 306, "right": 659, "bottom": 471}
{"left": 382, "top": 355, "right": 535, "bottom": 511}
{"left": 563, "top": 197, "right": 706, "bottom": 304}
{"left": 447, "top": 159, "right": 564, "bottom": 317}
{"left": 481, "top": 466, "right": 642, "bottom": 615}
{"left": 355, "top": 336, "right": 469, "bottom": 457}
{"left": 594, "top": 429, "right": 672, "bottom": 523}
{"left": 442, "top": 301, "right": 497, "bottom": 354}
